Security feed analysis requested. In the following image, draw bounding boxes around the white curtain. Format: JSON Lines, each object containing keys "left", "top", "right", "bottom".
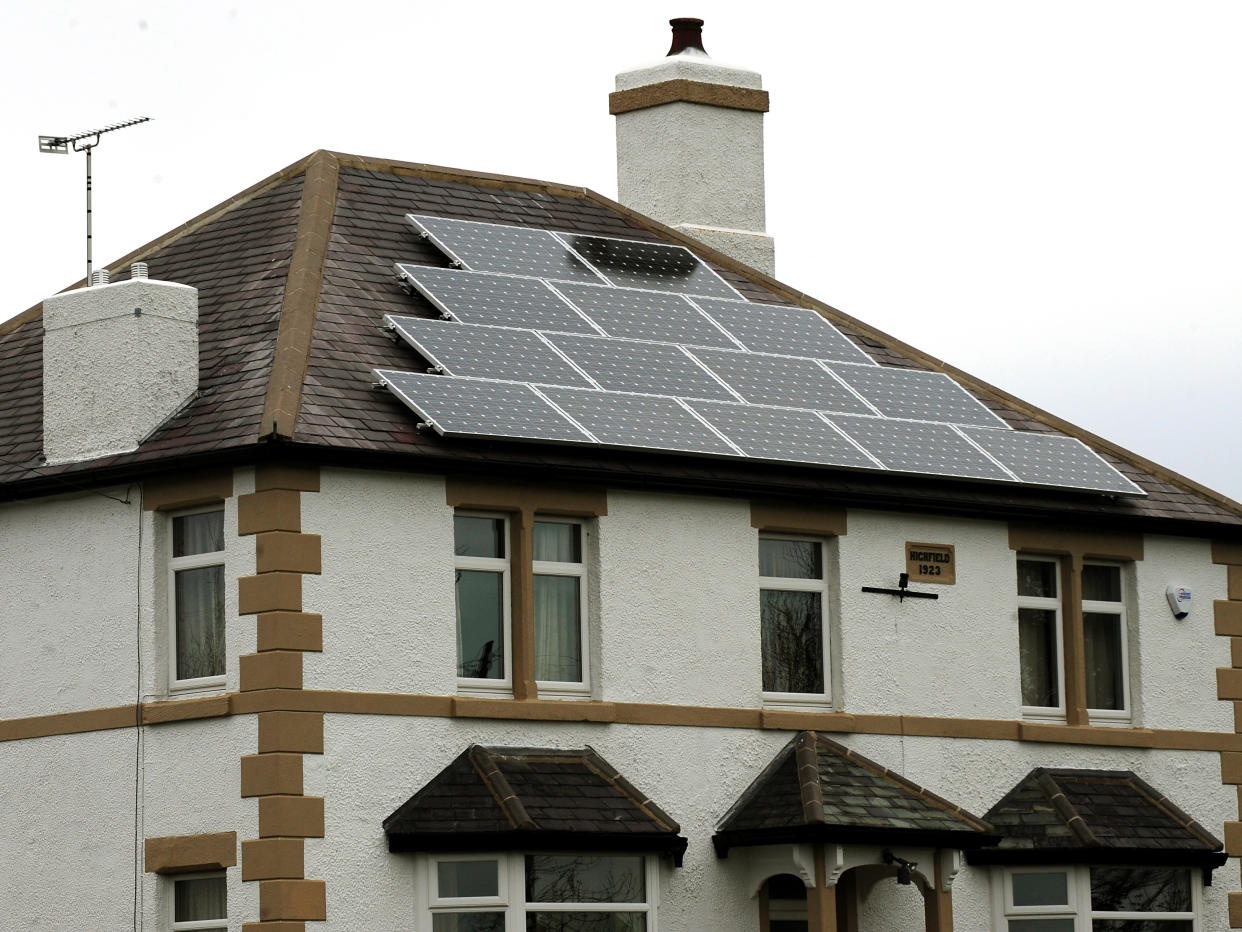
{"left": 534, "top": 575, "right": 581, "bottom": 682}
{"left": 174, "top": 875, "right": 226, "bottom": 925}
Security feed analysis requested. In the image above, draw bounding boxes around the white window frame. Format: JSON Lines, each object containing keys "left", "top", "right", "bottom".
{"left": 168, "top": 870, "right": 228, "bottom": 931}
{"left": 454, "top": 511, "right": 513, "bottom": 697}
{"left": 1082, "top": 560, "right": 1131, "bottom": 724}
{"left": 996, "top": 864, "right": 1201, "bottom": 930}
{"left": 759, "top": 533, "right": 831, "bottom": 710}
{"left": 1016, "top": 555, "right": 1067, "bottom": 721}
{"left": 419, "top": 853, "right": 658, "bottom": 931}
{"left": 168, "top": 506, "right": 227, "bottom": 693}
{"left": 532, "top": 517, "right": 591, "bottom": 699}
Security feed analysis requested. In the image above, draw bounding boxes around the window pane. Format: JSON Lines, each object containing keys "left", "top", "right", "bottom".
{"left": 1008, "top": 922, "right": 1074, "bottom": 932}
{"left": 1084, "top": 612, "right": 1124, "bottom": 709}
{"left": 1017, "top": 559, "right": 1057, "bottom": 598}
{"left": 526, "top": 855, "right": 644, "bottom": 904}
{"left": 433, "top": 913, "right": 506, "bottom": 932}
{"left": 534, "top": 521, "right": 581, "bottom": 562}
{"left": 174, "top": 876, "right": 226, "bottom": 921}
{"left": 527, "top": 914, "right": 646, "bottom": 932}
{"left": 759, "top": 539, "right": 822, "bottom": 579}
{"left": 175, "top": 565, "right": 225, "bottom": 680}
{"left": 456, "top": 570, "right": 504, "bottom": 678}
{"left": 455, "top": 516, "right": 505, "bottom": 559}
{"left": 1012, "top": 871, "right": 1069, "bottom": 906}
{"left": 1091, "top": 923, "right": 1191, "bottom": 932}
{"left": 1090, "top": 866, "right": 1191, "bottom": 912}
{"left": 173, "top": 510, "right": 224, "bottom": 558}
{"left": 534, "top": 574, "right": 582, "bottom": 682}
{"left": 1018, "top": 608, "right": 1059, "bottom": 707}
{"left": 438, "top": 860, "right": 499, "bottom": 898}
{"left": 761, "top": 589, "right": 824, "bottom": 693}
{"left": 1082, "top": 564, "right": 1122, "bottom": 602}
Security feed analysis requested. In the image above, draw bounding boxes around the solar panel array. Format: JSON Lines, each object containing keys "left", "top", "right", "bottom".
{"left": 381, "top": 215, "right": 1144, "bottom": 497}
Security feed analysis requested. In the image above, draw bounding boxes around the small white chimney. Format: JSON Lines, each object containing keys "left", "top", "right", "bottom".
{"left": 611, "top": 18, "right": 775, "bottom": 276}
{"left": 42, "top": 265, "right": 199, "bottom": 464}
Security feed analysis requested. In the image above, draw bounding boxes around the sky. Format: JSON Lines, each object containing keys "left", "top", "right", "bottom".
{"left": 2, "top": 1, "right": 1239, "bottom": 502}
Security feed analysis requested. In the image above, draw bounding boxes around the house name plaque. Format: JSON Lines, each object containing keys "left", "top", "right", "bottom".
{"left": 905, "top": 542, "right": 955, "bottom": 584}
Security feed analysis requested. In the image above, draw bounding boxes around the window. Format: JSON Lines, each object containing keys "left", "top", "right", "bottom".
{"left": 1000, "top": 865, "right": 1198, "bottom": 930}
{"left": 424, "top": 853, "right": 654, "bottom": 931}
{"left": 453, "top": 513, "right": 590, "bottom": 698}
{"left": 1015, "top": 556, "right": 1129, "bottom": 723}
{"left": 170, "top": 873, "right": 227, "bottom": 931}
{"left": 759, "top": 535, "right": 829, "bottom": 706}
{"left": 169, "top": 508, "right": 226, "bottom": 689}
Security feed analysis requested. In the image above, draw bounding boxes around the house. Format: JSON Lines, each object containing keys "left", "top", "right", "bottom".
{"left": 2, "top": 16, "right": 1241, "bottom": 932}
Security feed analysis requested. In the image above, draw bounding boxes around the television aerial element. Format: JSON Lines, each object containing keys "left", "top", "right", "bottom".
{"left": 39, "top": 116, "right": 152, "bottom": 286}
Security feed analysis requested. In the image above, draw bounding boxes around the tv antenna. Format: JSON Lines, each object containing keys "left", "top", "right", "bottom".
{"left": 39, "top": 116, "right": 151, "bottom": 286}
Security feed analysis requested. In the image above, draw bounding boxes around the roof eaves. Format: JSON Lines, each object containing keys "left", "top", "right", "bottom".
{"left": 259, "top": 149, "right": 340, "bottom": 440}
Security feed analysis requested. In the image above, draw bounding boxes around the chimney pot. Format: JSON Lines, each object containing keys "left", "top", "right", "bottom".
{"left": 130, "top": 262, "right": 149, "bottom": 280}
{"left": 667, "top": 17, "right": 706, "bottom": 56}
{"left": 91, "top": 269, "right": 110, "bottom": 287}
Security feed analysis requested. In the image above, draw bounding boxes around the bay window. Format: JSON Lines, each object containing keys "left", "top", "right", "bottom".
{"left": 1000, "top": 865, "right": 1198, "bottom": 930}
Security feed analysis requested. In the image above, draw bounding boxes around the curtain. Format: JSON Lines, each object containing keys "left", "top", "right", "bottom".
{"left": 1018, "top": 608, "right": 1058, "bottom": 706}
{"left": 1084, "top": 612, "right": 1124, "bottom": 709}
{"left": 175, "top": 565, "right": 225, "bottom": 680}
{"left": 535, "top": 575, "right": 581, "bottom": 682}
{"left": 174, "top": 875, "right": 226, "bottom": 924}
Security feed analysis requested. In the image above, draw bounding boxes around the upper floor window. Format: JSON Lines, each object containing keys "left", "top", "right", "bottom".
{"left": 759, "top": 535, "right": 829, "bottom": 706}
{"left": 170, "top": 872, "right": 227, "bottom": 931}
{"left": 425, "top": 853, "right": 653, "bottom": 931}
{"left": 453, "top": 513, "right": 591, "bottom": 697}
{"left": 1000, "top": 864, "right": 1197, "bottom": 929}
{"left": 1015, "top": 556, "right": 1129, "bottom": 723}
{"left": 169, "top": 508, "right": 226, "bottom": 689}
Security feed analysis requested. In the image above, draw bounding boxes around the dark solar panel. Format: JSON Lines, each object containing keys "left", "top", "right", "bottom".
{"left": 829, "top": 363, "right": 1008, "bottom": 428}
{"left": 690, "top": 401, "right": 879, "bottom": 468}
{"left": 385, "top": 316, "right": 595, "bottom": 388}
{"left": 830, "top": 416, "right": 1014, "bottom": 481}
{"left": 559, "top": 233, "right": 741, "bottom": 298}
{"left": 691, "top": 297, "right": 875, "bottom": 364}
{"left": 962, "top": 428, "right": 1144, "bottom": 495}
{"left": 546, "top": 333, "right": 739, "bottom": 400}
{"left": 407, "top": 214, "right": 602, "bottom": 283}
{"left": 395, "top": 265, "right": 600, "bottom": 334}
{"left": 554, "top": 281, "right": 739, "bottom": 348}
{"left": 691, "top": 348, "right": 874, "bottom": 414}
{"left": 541, "top": 387, "right": 741, "bottom": 456}
{"left": 376, "top": 370, "right": 593, "bottom": 444}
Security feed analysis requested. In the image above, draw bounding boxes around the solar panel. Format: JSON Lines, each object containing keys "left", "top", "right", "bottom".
{"left": 689, "top": 401, "right": 879, "bottom": 468}
{"left": 375, "top": 370, "right": 593, "bottom": 444}
{"left": 829, "top": 415, "right": 1014, "bottom": 481}
{"left": 407, "top": 214, "right": 603, "bottom": 283}
{"left": 541, "top": 387, "right": 741, "bottom": 456}
{"left": 829, "top": 363, "right": 1008, "bottom": 428}
{"left": 395, "top": 265, "right": 600, "bottom": 334}
{"left": 691, "top": 297, "right": 875, "bottom": 364}
{"left": 554, "top": 281, "right": 740, "bottom": 348}
{"left": 690, "top": 348, "right": 875, "bottom": 414}
{"left": 546, "top": 333, "right": 739, "bottom": 400}
{"left": 558, "top": 233, "right": 741, "bottom": 298}
{"left": 385, "top": 316, "right": 595, "bottom": 388}
{"left": 962, "top": 428, "right": 1144, "bottom": 495}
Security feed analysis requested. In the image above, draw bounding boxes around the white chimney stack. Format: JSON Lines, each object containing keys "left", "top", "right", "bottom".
{"left": 611, "top": 17, "right": 775, "bottom": 276}
{"left": 42, "top": 265, "right": 199, "bottom": 464}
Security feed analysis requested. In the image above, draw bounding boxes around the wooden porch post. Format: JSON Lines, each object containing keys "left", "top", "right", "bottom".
{"left": 921, "top": 851, "right": 954, "bottom": 932}
{"left": 806, "top": 846, "right": 839, "bottom": 932}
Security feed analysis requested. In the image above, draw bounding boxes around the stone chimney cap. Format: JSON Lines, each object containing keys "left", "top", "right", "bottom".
{"left": 667, "top": 18, "right": 707, "bottom": 56}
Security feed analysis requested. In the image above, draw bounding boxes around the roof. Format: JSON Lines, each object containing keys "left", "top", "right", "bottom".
{"left": 2, "top": 149, "right": 1239, "bottom": 534}
{"left": 712, "top": 732, "right": 996, "bottom": 855}
{"left": 967, "top": 767, "right": 1226, "bottom": 869}
{"left": 383, "top": 745, "right": 688, "bottom": 864}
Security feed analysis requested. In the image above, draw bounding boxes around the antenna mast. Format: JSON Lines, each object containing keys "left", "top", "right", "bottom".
{"left": 39, "top": 116, "right": 151, "bottom": 286}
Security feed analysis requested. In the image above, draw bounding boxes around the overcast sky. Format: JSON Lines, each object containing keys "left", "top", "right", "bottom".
{"left": 3, "top": 1, "right": 1238, "bottom": 502}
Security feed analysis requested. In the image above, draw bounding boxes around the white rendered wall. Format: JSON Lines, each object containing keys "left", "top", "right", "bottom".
{"left": 0, "top": 489, "right": 141, "bottom": 718}
{"left": 306, "top": 716, "right": 1237, "bottom": 931}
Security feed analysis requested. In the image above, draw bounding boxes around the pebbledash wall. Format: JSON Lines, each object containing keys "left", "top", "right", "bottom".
{"left": 0, "top": 461, "right": 1239, "bottom": 929}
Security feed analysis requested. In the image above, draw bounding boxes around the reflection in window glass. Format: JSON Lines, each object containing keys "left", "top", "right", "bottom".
{"left": 1012, "top": 871, "right": 1069, "bottom": 907}
{"left": 526, "top": 855, "right": 644, "bottom": 904}
{"left": 1007, "top": 921, "right": 1074, "bottom": 932}
{"left": 1018, "top": 608, "right": 1058, "bottom": 707}
{"left": 1081, "top": 563, "right": 1122, "bottom": 602}
{"left": 433, "top": 914, "right": 506, "bottom": 932}
{"left": 526, "top": 914, "right": 645, "bottom": 932}
{"left": 1017, "top": 559, "right": 1057, "bottom": 598}
{"left": 455, "top": 516, "right": 505, "bottom": 559}
{"left": 438, "top": 860, "right": 500, "bottom": 899}
{"left": 175, "top": 565, "right": 225, "bottom": 680}
{"left": 760, "top": 590, "right": 824, "bottom": 693}
{"left": 1090, "top": 867, "right": 1191, "bottom": 913}
{"left": 457, "top": 570, "right": 504, "bottom": 678}
{"left": 759, "top": 539, "right": 822, "bottom": 579}
{"left": 1084, "top": 612, "right": 1124, "bottom": 709}
{"left": 1089, "top": 922, "right": 1191, "bottom": 932}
